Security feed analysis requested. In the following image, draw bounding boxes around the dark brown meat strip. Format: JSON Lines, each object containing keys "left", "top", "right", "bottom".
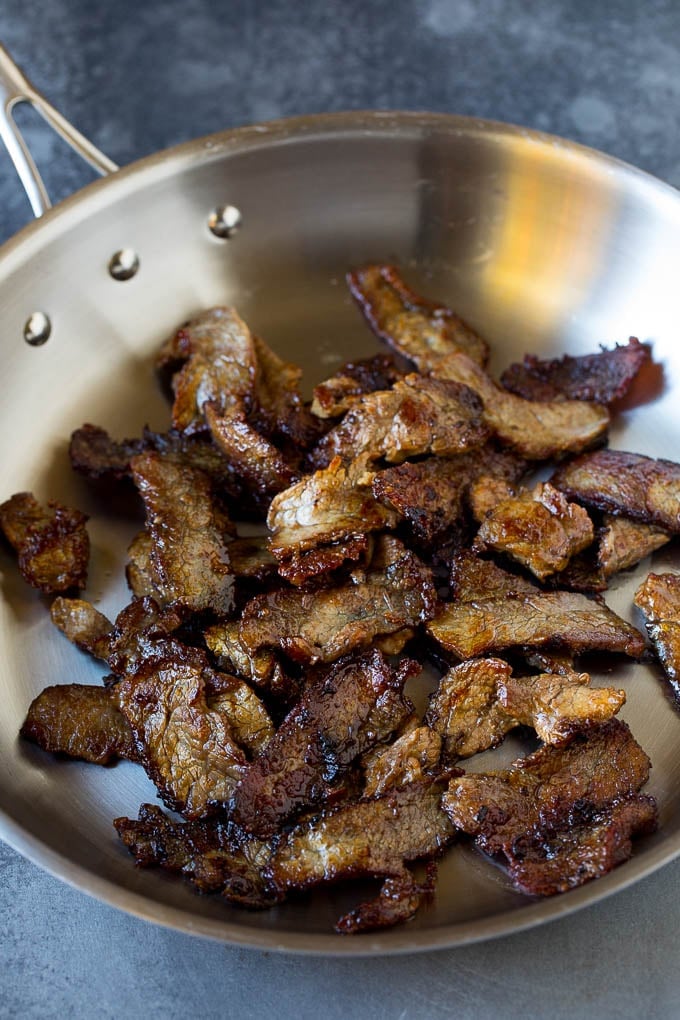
{"left": 634, "top": 572, "right": 680, "bottom": 696}
{"left": 553, "top": 515, "right": 671, "bottom": 593}
{"left": 130, "top": 451, "right": 235, "bottom": 615}
{"left": 230, "top": 649, "right": 414, "bottom": 837}
{"left": 362, "top": 725, "right": 443, "bottom": 797}
{"left": 500, "top": 338, "right": 651, "bottom": 404}
{"left": 347, "top": 264, "right": 489, "bottom": 369}
{"left": 428, "top": 589, "right": 645, "bottom": 660}
{"left": 425, "top": 658, "right": 517, "bottom": 761}
{"left": 434, "top": 352, "right": 610, "bottom": 460}
{"left": 239, "top": 536, "right": 436, "bottom": 665}
{"left": 50, "top": 597, "right": 113, "bottom": 661}
{"left": 449, "top": 549, "right": 539, "bottom": 601}
{"left": 442, "top": 719, "right": 651, "bottom": 857}
{"left": 312, "top": 354, "right": 408, "bottom": 418}
{"left": 21, "top": 684, "right": 136, "bottom": 764}
{"left": 204, "top": 401, "right": 298, "bottom": 500}
{"left": 0, "top": 492, "right": 89, "bottom": 593}
{"left": 335, "top": 869, "right": 435, "bottom": 935}
{"left": 498, "top": 671, "right": 626, "bottom": 745}
{"left": 552, "top": 449, "right": 680, "bottom": 532}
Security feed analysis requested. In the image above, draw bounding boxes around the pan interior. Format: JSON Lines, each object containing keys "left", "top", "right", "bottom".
{"left": 1, "top": 113, "right": 680, "bottom": 953}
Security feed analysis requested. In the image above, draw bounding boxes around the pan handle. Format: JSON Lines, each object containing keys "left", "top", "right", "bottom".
{"left": 0, "top": 43, "right": 118, "bottom": 218}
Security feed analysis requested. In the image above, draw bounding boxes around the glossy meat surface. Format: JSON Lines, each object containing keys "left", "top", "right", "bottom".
{"left": 0, "top": 492, "right": 89, "bottom": 593}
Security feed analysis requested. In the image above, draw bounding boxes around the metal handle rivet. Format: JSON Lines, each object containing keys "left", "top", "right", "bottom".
{"left": 208, "top": 205, "right": 242, "bottom": 239}
{"left": 108, "top": 248, "right": 140, "bottom": 281}
{"left": 23, "top": 311, "right": 51, "bottom": 346}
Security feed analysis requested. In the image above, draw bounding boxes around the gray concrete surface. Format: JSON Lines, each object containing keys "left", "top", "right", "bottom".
{"left": 2, "top": 1, "right": 680, "bottom": 1017}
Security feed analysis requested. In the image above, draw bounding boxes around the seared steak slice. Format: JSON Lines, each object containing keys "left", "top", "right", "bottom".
{"left": 130, "top": 451, "right": 235, "bottom": 615}
{"left": 634, "top": 572, "right": 680, "bottom": 696}
{"left": 50, "top": 597, "right": 113, "bottom": 661}
{"left": 449, "top": 549, "right": 539, "bottom": 601}
{"left": 472, "top": 482, "right": 594, "bottom": 580}
{"left": 249, "top": 334, "right": 322, "bottom": 450}
{"left": 363, "top": 724, "right": 443, "bottom": 797}
{"left": 21, "top": 684, "right": 136, "bottom": 764}
{"left": 335, "top": 869, "right": 435, "bottom": 935}
{"left": 223, "top": 534, "right": 278, "bottom": 582}
{"left": 498, "top": 671, "right": 625, "bottom": 745}
{"left": 0, "top": 492, "right": 89, "bottom": 593}
{"left": 204, "top": 672, "right": 274, "bottom": 757}
{"left": 230, "top": 649, "right": 414, "bottom": 837}
{"left": 434, "top": 352, "right": 610, "bottom": 460}
{"left": 204, "top": 619, "right": 296, "bottom": 701}
{"left": 425, "top": 658, "right": 517, "bottom": 761}
{"left": 312, "top": 354, "right": 407, "bottom": 418}
{"left": 552, "top": 514, "right": 671, "bottom": 593}
{"left": 204, "top": 401, "right": 298, "bottom": 501}
{"left": 347, "top": 264, "right": 489, "bottom": 369}
{"left": 125, "top": 531, "right": 159, "bottom": 600}
{"left": 239, "top": 536, "right": 436, "bottom": 665}
{"left": 500, "top": 338, "right": 651, "bottom": 404}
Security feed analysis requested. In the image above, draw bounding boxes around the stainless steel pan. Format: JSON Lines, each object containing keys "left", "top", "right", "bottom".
{"left": 2, "top": 44, "right": 680, "bottom": 956}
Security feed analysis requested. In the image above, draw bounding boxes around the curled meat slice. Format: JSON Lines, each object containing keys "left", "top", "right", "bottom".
{"left": 312, "top": 354, "right": 407, "bottom": 418}
{"left": 335, "top": 868, "right": 436, "bottom": 935}
{"left": 21, "top": 684, "right": 136, "bottom": 765}
{"left": 434, "top": 352, "right": 610, "bottom": 460}
{"left": 204, "top": 619, "right": 296, "bottom": 702}
{"left": 239, "top": 536, "right": 436, "bottom": 665}
{"left": 498, "top": 671, "right": 625, "bottom": 745}
{"left": 425, "top": 658, "right": 517, "bottom": 761}
{"left": 130, "top": 451, "right": 235, "bottom": 615}
{"left": 449, "top": 549, "right": 539, "bottom": 601}
{"left": 552, "top": 449, "right": 680, "bottom": 532}
{"left": 472, "top": 482, "right": 594, "bottom": 581}
{"left": 50, "top": 597, "right": 113, "bottom": 661}
{"left": 347, "top": 264, "right": 489, "bottom": 369}
{"left": 634, "top": 572, "right": 680, "bottom": 697}
{"left": 500, "top": 338, "right": 651, "bottom": 404}
{"left": 0, "top": 492, "right": 89, "bottom": 593}
{"left": 552, "top": 515, "right": 671, "bottom": 593}
{"left": 204, "top": 401, "right": 298, "bottom": 501}
{"left": 362, "top": 725, "right": 443, "bottom": 797}
{"left": 230, "top": 649, "right": 414, "bottom": 837}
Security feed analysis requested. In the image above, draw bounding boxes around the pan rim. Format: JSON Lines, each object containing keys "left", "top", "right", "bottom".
{"left": 2, "top": 107, "right": 680, "bottom": 954}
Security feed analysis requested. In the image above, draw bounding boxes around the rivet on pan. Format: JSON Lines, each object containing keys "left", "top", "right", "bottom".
{"left": 108, "top": 248, "right": 140, "bottom": 281}
{"left": 208, "top": 205, "right": 242, "bottom": 239}
{"left": 23, "top": 311, "right": 51, "bottom": 346}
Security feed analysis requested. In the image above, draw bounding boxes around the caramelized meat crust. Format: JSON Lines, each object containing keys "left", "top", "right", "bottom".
{"left": 347, "top": 264, "right": 489, "bottom": 369}
{"left": 425, "top": 658, "right": 517, "bottom": 761}
{"left": 449, "top": 549, "right": 539, "bottom": 601}
{"left": 433, "top": 352, "right": 610, "bottom": 460}
{"left": 21, "top": 684, "right": 136, "bottom": 764}
{"left": 634, "top": 572, "right": 680, "bottom": 696}
{"left": 335, "top": 869, "right": 434, "bottom": 935}
{"left": 0, "top": 492, "right": 89, "bottom": 593}
{"left": 428, "top": 590, "right": 646, "bottom": 660}
{"left": 500, "top": 339, "right": 651, "bottom": 404}
{"left": 238, "top": 537, "right": 436, "bottom": 665}
{"left": 362, "top": 725, "right": 443, "bottom": 797}
{"left": 553, "top": 515, "right": 671, "bottom": 593}
{"left": 472, "top": 482, "right": 594, "bottom": 580}
{"left": 50, "top": 597, "right": 113, "bottom": 661}
{"left": 204, "top": 401, "right": 298, "bottom": 500}
{"left": 552, "top": 449, "right": 680, "bottom": 532}
{"left": 230, "top": 649, "right": 414, "bottom": 837}
{"left": 130, "top": 451, "right": 235, "bottom": 615}
{"left": 312, "top": 354, "right": 408, "bottom": 418}
{"left": 498, "top": 671, "right": 626, "bottom": 745}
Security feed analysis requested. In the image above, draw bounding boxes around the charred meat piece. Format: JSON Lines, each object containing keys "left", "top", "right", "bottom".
{"left": 634, "top": 572, "right": 680, "bottom": 696}
{"left": 50, "top": 597, "right": 113, "bottom": 661}
{"left": 21, "top": 684, "right": 136, "bottom": 764}
{"left": 106, "top": 596, "right": 186, "bottom": 678}
{"left": 506, "top": 795, "right": 657, "bottom": 896}
{"left": 428, "top": 590, "right": 645, "bottom": 660}
{"left": 308, "top": 375, "right": 488, "bottom": 472}
{"left": 204, "top": 401, "right": 298, "bottom": 502}
{"left": 239, "top": 536, "right": 436, "bottom": 666}
{"left": 130, "top": 451, "right": 235, "bottom": 615}
{"left": 335, "top": 868, "right": 435, "bottom": 935}
{"left": 312, "top": 354, "right": 408, "bottom": 418}
{"left": 442, "top": 719, "right": 652, "bottom": 858}
{"left": 230, "top": 649, "right": 414, "bottom": 837}
{"left": 363, "top": 725, "right": 443, "bottom": 797}
{"left": 425, "top": 658, "right": 517, "bottom": 761}
{"left": 347, "top": 264, "right": 489, "bottom": 369}
{"left": 373, "top": 448, "right": 526, "bottom": 550}
{"left": 498, "top": 671, "right": 625, "bottom": 745}
{"left": 116, "top": 642, "right": 248, "bottom": 819}
{"left": 224, "top": 534, "right": 278, "bottom": 582}
{"left": 204, "top": 619, "right": 296, "bottom": 702}
{"left": 114, "top": 804, "right": 277, "bottom": 907}
{"left": 500, "top": 338, "right": 651, "bottom": 405}
{"left": 0, "top": 492, "right": 89, "bottom": 593}
{"left": 434, "top": 352, "right": 610, "bottom": 460}
{"left": 468, "top": 476, "right": 515, "bottom": 521}
{"left": 205, "top": 672, "right": 275, "bottom": 757}
{"left": 267, "top": 779, "right": 455, "bottom": 893}
{"left": 249, "top": 335, "right": 324, "bottom": 450}
{"left": 267, "top": 457, "right": 398, "bottom": 585}
{"left": 472, "top": 482, "right": 594, "bottom": 581}
{"left": 449, "top": 549, "right": 540, "bottom": 601}
{"left": 125, "top": 531, "right": 159, "bottom": 600}
{"left": 552, "top": 449, "right": 680, "bottom": 532}
{"left": 69, "top": 423, "right": 141, "bottom": 481}
{"left": 552, "top": 515, "right": 671, "bottom": 594}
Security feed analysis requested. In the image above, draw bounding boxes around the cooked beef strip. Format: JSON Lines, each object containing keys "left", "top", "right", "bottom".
{"left": 362, "top": 725, "right": 443, "bottom": 797}
{"left": 21, "top": 684, "right": 136, "bottom": 764}
{"left": 308, "top": 374, "right": 488, "bottom": 472}
{"left": 425, "top": 658, "right": 517, "bottom": 761}
{"left": 468, "top": 476, "right": 515, "bottom": 521}
{"left": 449, "top": 549, "right": 540, "bottom": 601}
{"left": 347, "top": 264, "right": 489, "bottom": 369}
{"left": 267, "top": 457, "right": 398, "bottom": 584}
{"left": 335, "top": 868, "right": 435, "bottom": 935}
{"left": 505, "top": 796, "right": 657, "bottom": 896}
{"left": 50, "top": 597, "right": 113, "bottom": 661}
{"left": 114, "top": 804, "right": 277, "bottom": 907}
{"left": 498, "top": 671, "right": 625, "bottom": 745}
{"left": 204, "top": 619, "right": 296, "bottom": 701}
{"left": 433, "top": 352, "right": 610, "bottom": 460}
{"left": 204, "top": 672, "right": 274, "bottom": 758}
{"left": 267, "top": 779, "right": 455, "bottom": 892}
{"left": 312, "top": 354, "right": 408, "bottom": 418}
{"left": 125, "top": 530, "right": 160, "bottom": 600}
{"left": 442, "top": 719, "right": 651, "bottom": 858}
{"left": 249, "top": 335, "right": 324, "bottom": 450}
{"left": 428, "top": 589, "right": 646, "bottom": 660}
{"left": 522, "top": 650, "right": 576, "bottom": 675}
{"left": 500, "top": 338, "right": 651, "bottom": 405}
{"left": 552, "top": 449, "right": 680, "bottom": 532}
{"left": 238, "top": 536, "right": 437, "bottom": 665}
{"left": 634, "top": 572, "right": 680, "bottom": 696}
{"left": 130, "top": 450, "right": 235, "bottom": 615}
{"left": 472, "top": 482, "right": 595, "bottom": 581}
{"left": 225, "top": 534, "right": 278, "bottom": 581}
{"left": 230, "top": 649, "right": 415, "bottom": 838}
{"left": 116, "top": 642, "right": 249, "bottom": 819}
{"left": 106, "top": 596, "right": 186, "bottom": 677}
{"left": 0, "top": 492, "right": 89, "bottom": 593}
{"left": 204, "top": 401, "right": 298, "bottom": 500}
{"left": 551, "top": 514, "right": 671, "bottom": 593}
{"left": 69, "top": 423, "right": 140, "bottom": 481}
